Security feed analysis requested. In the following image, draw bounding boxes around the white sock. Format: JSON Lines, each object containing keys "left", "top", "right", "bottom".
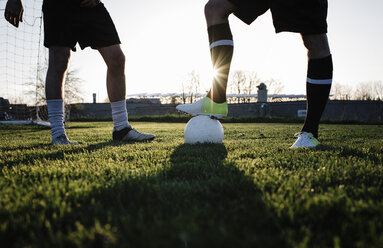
{"left": 47, "top": 99, "right": 66, "bottom": 139}
{"left": 110, "top": 100, "right": 130, "bottom": 131}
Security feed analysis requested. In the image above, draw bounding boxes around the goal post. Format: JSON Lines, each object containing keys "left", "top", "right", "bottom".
{"left": 0, "top": 0, "right": 50, "bottom": 127}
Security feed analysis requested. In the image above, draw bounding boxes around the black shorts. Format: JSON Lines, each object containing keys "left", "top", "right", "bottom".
{"left": 228, "top": 0, "right": 328, "bottom": 34}
{"left": 42, "top": 1, "right": 121, "bottom": 51}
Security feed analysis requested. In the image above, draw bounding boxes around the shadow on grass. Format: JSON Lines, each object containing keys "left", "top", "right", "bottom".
{"left": 153, "top": 144, "right": 285, "bottom": 247}
{"left": 317, "top": 144, "right": 382, "bottom": 163}
{"left": 0, "top": 140, "right": 144, "bottom": 168}
{"left": 2, "top": 143, "right": 286, "bottom": 247}
{"left": 1, "top": 143, "right": 52, "bottom": 152}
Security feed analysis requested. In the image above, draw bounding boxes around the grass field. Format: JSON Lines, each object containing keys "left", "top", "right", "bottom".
{"left": 1, "top": 122, "right": 382, "bottom": 248}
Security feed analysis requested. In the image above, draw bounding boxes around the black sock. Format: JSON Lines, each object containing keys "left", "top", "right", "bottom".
{"left": 206, "top": 23, "right": 234, "bottom": 103}
{"left": 302, "top": 55, "right": 333, "bottom": 138}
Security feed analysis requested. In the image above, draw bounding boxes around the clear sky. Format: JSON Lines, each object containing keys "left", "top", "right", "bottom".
{"left": 6, "top": 0, "right": 383, "bottom": 103}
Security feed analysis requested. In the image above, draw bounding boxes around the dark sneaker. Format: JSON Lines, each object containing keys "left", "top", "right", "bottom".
{"left": 113, "top": 126, "right": 156, "bottom": 142}
{"left": 52, "top": 134, "right": 79, "bottom": 145}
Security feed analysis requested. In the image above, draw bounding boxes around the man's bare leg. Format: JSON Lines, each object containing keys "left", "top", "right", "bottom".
{"left": 98, "top": 45, "right": 155, "bottom": 141}
{"left": 205, "top": 0, "right": 236, "bottom": 26}
{"left": 46, "top": 47, "right": 71, "bottom": 100}
{"left": 46, "top": 47, "right": 78, "bottom": 145}
{"left": 302, "top": 33, "right": 330, "bottom": 60}
{"left": 98, "top": 44, "right": 126, "bottom": 103}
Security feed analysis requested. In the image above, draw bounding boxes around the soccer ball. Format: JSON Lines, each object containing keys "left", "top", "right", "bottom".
{"left": 184, "top": 115, "right": 224, "bottom": 144}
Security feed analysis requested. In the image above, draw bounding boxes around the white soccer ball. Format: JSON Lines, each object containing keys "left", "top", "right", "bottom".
{"left": 184, "top": 115, "right": 224, "bottom": 144}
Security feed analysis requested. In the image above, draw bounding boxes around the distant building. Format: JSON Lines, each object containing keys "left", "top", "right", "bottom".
{"left": 126, "top": 98, "right": 161, "bottom": 104}
{"left": 257, "top": 83, "right": 268, "bottom": 103}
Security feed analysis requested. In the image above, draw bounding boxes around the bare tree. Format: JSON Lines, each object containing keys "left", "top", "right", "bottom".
{"left": 372, "top": 81, "right": 383, "bottom": 101}
{"left": 332, "top": 81, "right": 383, "bottom": 101}
{"left": 180, "top": 82, "right": 187, "bottom": 104}
{"left": 184, "top": 70, "right": 200, "bottom": 103}
{"left": 354, "top": 82, "right": 375, "bottom": 100}
{"left": 63, "top": 67, "right": 85, "bottom": 104}
{"left": 246, "top": 72, "right": 259, "bottom": 92}
{"left": 264, "top": 78, "right": 284, "bottom": 95}
{"left": 26, "top": 63, "right": 85, "bottom": 105}
{"left": 229, "top": 72, "right": 283, "bottom": 103}
{"left": 230, "top": 70, "right": 247, "bottom": 103}
{"left": 331, "top": 82, "right": 353, "bottom": 100}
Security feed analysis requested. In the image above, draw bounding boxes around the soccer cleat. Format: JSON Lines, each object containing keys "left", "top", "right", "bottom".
{"left": 176, "top": 97, "right": 228, "bottom": 119}
{"left": 290, "top": 132, "right": 319, "bottom": 149}
{"left": 113, "top": 126, "right": 155, "bottom": 142}
{"left": 52, "top": 134, "right": 79, "bottom": 145}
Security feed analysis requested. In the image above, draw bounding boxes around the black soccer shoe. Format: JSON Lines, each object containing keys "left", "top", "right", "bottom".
{"left": 113, "top": 126, "right": 156, "bottom": 142}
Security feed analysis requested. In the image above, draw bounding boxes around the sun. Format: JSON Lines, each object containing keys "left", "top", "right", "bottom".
{"left": 209, "top": 67, "right": 218, "bottom": 79}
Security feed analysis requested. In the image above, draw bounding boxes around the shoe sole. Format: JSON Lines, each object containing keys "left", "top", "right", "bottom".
{"left": 289, "top": 144, "right": 319, "bottom": 149}
{"left": 177, "top": 110, "right": 227, "bottom": 120}
{"left": 52, "top": 142, "right": 80, "bottom": 145}
{"left": 115, "top": 136, "right": 156, "bottom": 142}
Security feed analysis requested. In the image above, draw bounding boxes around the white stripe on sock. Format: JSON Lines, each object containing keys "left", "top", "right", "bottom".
{"left": 307, "top": 78, "right": 333, "bottom": 85}
{"left": 110, "top": 100, "right": 130, "bottom": 131}
{"left": 47, "top": 99, "right": 66, "bottom": 139}
{"left": 210, "top": 40, "right": 234, "bottom": 49}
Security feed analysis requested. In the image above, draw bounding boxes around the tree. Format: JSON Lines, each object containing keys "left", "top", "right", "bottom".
{"left": 331, "top": 82, "right": 353, "bottom": 100}
{"left": 184, "top": 70, "right": 200, "bottom": 103}
{"left": 372, "top": 81, "right": 383, "bottom": 101}
{"left": 229, "top": 70, "right": 247, "bottom": 103}
{"left": 63, "top": 68, "right": 85, "bottom": 104}
{"left": 180, "top": 81, "right": 187, "bottom": 104}
{"left": 264, "top": 78, "right": 284, "bottom": 95}
{"left": 354, "top": 82, "right": 375, "bottom": 100}
{"left": 228, "top": 71, "right": 284, "bottom": 103}
{"left": 242, "top": 72, "right": 261, "bottom": 103}
{"left": 245, "top": 72, "right": 260, "bottom": 99}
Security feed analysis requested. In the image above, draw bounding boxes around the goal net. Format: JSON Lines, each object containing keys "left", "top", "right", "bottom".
{"left": 0, "top": 0, "right": 50, "bottom": 127}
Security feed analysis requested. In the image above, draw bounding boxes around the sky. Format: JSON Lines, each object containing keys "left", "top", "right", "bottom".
{"left": 2, "top": 0, "right": 383, "bottom": 103}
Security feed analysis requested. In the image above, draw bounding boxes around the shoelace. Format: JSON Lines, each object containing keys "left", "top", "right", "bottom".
{"left": 130, "top": 129, "right": 147, "bottom": 138}
{"left": 294, "top": 132, "right": 304, "bottom": 138}
{"left": 294, "top": 132, "right": 314, "bottom": 139}
{"left": 55, "top": 134, "right": 79, "bottom": 145}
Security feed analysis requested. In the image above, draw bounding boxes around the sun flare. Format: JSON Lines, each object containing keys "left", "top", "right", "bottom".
{"left": 209, "top": 67, "right": 218, "bottom": 79}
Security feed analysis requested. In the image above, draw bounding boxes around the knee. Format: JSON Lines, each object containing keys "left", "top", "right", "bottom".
{"left": 205, "top": 0, "right": 233, "bottom": 22}
{"left": 48, "top": 47, "right": 71, "bottom": 75}
{"left": 302, "top": 34, "right": 331, "bottom": 59}
{"left": 106, "top": 49, "right": 126, "bottom": 72}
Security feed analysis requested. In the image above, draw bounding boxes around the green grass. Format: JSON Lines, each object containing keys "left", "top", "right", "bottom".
{"left": 70, "top": 114, "right": 383, "bottom": 125}
{"left": 0, "top": 122, "right": 382, "bottom": 248}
